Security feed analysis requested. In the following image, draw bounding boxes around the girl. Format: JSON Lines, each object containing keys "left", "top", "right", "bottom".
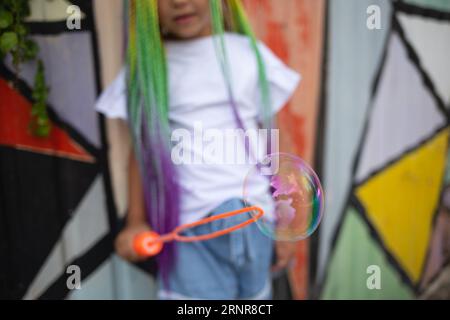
{"left": 96, "top": 0, "right": 301, "bottom": 300}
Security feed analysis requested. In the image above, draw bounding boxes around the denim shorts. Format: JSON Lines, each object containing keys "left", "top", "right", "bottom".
{"left": 157, "top": 198, "right": 274, "bottom": 300}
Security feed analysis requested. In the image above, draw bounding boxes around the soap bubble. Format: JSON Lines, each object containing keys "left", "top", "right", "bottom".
{"left": 243, "top": 153, "right": 324, "bottom": 241}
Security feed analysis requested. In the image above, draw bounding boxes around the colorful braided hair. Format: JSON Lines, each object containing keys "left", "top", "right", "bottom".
{"left": 126, "top": 0, "right": 273, "bottom": 283}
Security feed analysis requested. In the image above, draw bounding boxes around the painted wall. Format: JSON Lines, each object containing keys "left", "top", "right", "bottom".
{"left": 1, "top": 0, "right": 449, "bottom": 300}
{"left": 319, "top": 0, "right": 450, "bottom": 299}
{"left": 0, "top": 0, "right": 156, "bottom": 300}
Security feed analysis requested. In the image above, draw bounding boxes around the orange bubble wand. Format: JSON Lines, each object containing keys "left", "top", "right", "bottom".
{"left": 133, "top": 206, "right": 264, "bottom": 257}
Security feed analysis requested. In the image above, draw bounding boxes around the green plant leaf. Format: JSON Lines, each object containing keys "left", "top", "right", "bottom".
{"left": 0, "top": 31, "right": 18, "bottom": 53}
{"left": 37, "top": 116, "right": 49, "bottom": 126}
{"left": 16, "top": 24, "right": 27, "bottom": 36}
{"left": 0, "top": 10, "right": 13, "bottom": 29}
{"left": 18, "top": 0, "right": 31, "bottom": 18}
{"left": 35, "top": 125, "right": 51, "bottom": 137}
{"left": 23, "top": 39, "right": 38, "bottom": 60}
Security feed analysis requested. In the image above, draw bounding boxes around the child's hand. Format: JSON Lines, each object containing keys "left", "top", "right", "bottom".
{"left": 115, "top": 222, "right": 151, "bottom": 262}
{"left": 271, "top": 241, "right": 297, "bottom": 273}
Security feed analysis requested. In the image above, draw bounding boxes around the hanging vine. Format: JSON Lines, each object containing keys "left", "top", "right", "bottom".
{"left": 0, "top": 0, "right": 51, "bottom": 137}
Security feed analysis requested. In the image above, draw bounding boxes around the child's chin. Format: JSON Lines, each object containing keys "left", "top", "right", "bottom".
{"left": 173, "top": 27, "right": 205, "bottom": 40}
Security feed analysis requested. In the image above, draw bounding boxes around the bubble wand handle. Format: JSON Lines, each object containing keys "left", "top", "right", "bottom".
{"left": 133, "top": 206, "right": 264, "bottom": 257}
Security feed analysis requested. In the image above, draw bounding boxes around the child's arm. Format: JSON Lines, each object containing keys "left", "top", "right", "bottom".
{"left": 114, "top": 143, "right": 151, "bottom": 262}
{"left": 127, "top": 149, "right": 147, "bottom": 225}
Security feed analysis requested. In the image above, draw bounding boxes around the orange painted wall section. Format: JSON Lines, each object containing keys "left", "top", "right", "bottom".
{"left": 244, "top": 0, "right": 326, "bottom": 299}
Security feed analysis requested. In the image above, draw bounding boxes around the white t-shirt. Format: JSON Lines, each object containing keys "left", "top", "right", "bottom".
{"left": 96, "top": 33, "right": 301, "bottom": 225}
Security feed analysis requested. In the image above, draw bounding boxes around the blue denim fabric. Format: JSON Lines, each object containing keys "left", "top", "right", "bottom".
{"left": 157, "top": 198, "right": 274, "bottom": 300}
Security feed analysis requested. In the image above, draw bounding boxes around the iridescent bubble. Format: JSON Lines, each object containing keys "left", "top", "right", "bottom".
{"left": 243, "top": 153, "right": 324, "bottom": 241}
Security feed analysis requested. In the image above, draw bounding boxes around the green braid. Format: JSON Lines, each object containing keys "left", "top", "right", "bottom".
{"left": 210, "top": 0, "right": 273, "bottom": 129}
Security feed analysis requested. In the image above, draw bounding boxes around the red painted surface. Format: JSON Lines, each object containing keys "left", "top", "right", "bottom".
{"left": 266, "top": 20, "right": 289, "bottom": 61}
{"left": 0, "top": 78, "right": 94, "bottom": 163}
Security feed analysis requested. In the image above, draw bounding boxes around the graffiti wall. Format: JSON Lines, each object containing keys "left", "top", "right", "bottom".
{"left": 319, "top": 0, "right": 450, "bottom": 299}
{"left": 1, "top": 0, "right": 448, "bottom": 300}
{"left": 0, "top": 0, "right": 156, "bottom": 300}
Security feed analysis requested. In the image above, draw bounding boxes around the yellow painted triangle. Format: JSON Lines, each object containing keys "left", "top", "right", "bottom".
{"left": 356, "top": 128, "right": 449, "bottom": 283}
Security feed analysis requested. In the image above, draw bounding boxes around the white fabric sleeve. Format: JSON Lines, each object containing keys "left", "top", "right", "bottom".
{"left": 257, "top": 42, "right": 302, "bottom": 116}
{"left": 95, "top": 68, "right": 128, "bottom": 120}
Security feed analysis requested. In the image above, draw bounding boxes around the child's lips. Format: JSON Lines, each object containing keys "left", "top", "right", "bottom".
{"left": 173, "top": 13, "right": 197, "bottom": 25}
